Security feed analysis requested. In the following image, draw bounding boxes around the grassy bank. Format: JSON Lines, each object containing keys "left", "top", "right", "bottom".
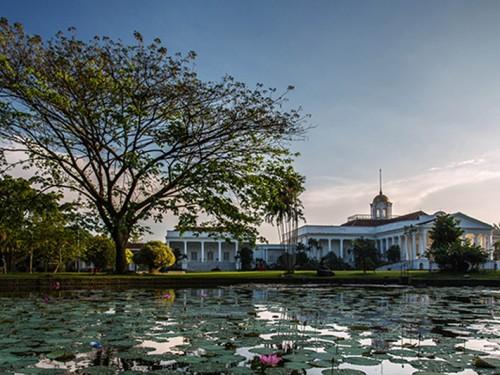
{"left": 0, "top": 270, "right": 499, "bottom": 290}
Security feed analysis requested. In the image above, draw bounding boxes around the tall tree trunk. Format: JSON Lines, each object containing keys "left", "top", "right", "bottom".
{"left": 29, "top": 250, "right": 33, "bottom": 273}
{"left": 112, "top": 229, "right": 129, "bottom": 274}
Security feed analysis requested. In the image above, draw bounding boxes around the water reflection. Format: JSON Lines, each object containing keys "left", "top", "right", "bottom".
{"left": 0, "top": 286, "right": 499, "bottom": 374}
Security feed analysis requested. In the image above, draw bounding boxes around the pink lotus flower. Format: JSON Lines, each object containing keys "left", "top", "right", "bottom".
{"left": 163, "top": 293, "right": 172, "bottom": 299}
{"left": 259, "top": 354, "right": 281, "bottom": 367}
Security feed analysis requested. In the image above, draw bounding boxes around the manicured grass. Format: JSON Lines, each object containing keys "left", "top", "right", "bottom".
{"left": 1, "top": 270, "right": 499, "bottom": 280}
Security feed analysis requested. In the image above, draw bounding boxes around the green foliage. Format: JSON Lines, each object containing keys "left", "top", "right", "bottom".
{"left": 352, "top": 238, "right": 379, "bottom": 273}
{"left": 429, "top": 214, "right": 463, "bottom": 250}
{"left": 386, "top": 245, "right": 401, "bottom": 263}
{"left": 321, "top": 251, "right": 351, "bottom": 270}
{"left": 238, "top": 246, "right": 253, "bottom": 271}
{"left": 493, "top": 241, "right": 500, "bottom": 261}
{"left": 429, "top": 240, "right": 488, "bottom": 272}
{"left": 0, "top": 19, "right": 306, "bottom": 273}
{"left": 295, "top": 250, "right": 318, "bottom": 269}
{"left": 171, "top": 247, "right": 187, "bottom": 270}
{"left": 427, "top": 214, "right": 489, "bottom": 272}
{"left": 0, "top": 176, "right": 86, "bottom": 272}
{"left": 276, "top": 253, "right": 294, "bottom": 270}
{"left": 125, "top": 249, "right": 134, "bottom": 265}
{"left": 133, "top": 241, "right": 175, "bottom": 273}
{"left": 84, "top": 236, "right": 116, "bottom": 271}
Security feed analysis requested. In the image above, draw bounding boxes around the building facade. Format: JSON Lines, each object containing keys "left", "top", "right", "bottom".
{"left": 165, "top": 230, "right": 242, "bottom": 271}
{"left": 165, "top": 185, "right": 495, "bottom": 271}
{"left": 296, "top": 190, "right": 494, "bottom": 270}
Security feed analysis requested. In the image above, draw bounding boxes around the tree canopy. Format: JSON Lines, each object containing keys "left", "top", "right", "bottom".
{"left": 84, "top": 235, "right": 115, "bottom": 271}
{"left": 0, "top": 176, "right": 87, "bottom": 272}
{"left": 133, "top": 241, "right": 175, "bottom": 273}
{"left": 427, "top": 214, "right": 488, "bottom": 272}
{"left": 352, "top": 238, "right": 379, "bottom": 273}
{"left": 0, "top": 20, "right": 307, "bottom": 272}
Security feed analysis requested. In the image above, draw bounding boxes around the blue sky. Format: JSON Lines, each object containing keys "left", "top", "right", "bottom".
{"left": 3, "top": 0, "right": 500, "bottom": 240}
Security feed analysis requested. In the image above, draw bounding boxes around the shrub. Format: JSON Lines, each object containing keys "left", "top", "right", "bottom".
{"left": 238, "top": 246, "right": 253, "bottom": 270}
{"left": 320, "top": 251, "right": 351, "bottom": 270}
{"left": 132, "top": 241, "right": 176, "bottom": 273}
{"left": 386, "top": 245, "right": 401, "bottom": 263}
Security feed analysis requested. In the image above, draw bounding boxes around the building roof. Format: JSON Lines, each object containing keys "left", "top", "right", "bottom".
{"left": 341, "top": 210, "right": 427, "bottom": 227}
{"left": 372, "top": 193, "right": 390, "bottom": 204}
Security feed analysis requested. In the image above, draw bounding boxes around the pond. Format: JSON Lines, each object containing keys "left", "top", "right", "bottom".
{"left": 0, "top": 285, "right": 499, "bottom": 374}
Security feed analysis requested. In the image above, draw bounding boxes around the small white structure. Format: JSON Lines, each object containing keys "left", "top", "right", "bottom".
{"left": 165, "top": 230, "right": 242, "bottom": 271}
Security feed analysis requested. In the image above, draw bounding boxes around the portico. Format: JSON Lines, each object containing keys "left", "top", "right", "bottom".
{"left": 166, "top": 230, "right": 241, "bottom": 271}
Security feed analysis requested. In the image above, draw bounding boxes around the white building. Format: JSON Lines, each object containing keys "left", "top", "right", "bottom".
{"left": 165, "top": 230, "right": 243, "bottom": 271}
{"left": 297, "top": 188, "right": 494, "bottom": 270}
{"left": 166, "top": 180, "right": 495, "bottom": 271}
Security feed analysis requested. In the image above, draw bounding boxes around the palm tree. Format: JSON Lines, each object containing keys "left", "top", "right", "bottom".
{"left": 264, "top": 167, "right": 305, "bottom": 274}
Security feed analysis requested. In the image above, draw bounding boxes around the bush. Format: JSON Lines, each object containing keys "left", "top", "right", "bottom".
{"left": 430, "top": 240, "right": 488, "bottom": 272}
{"left": 295, "top": 250, "right": 318, "bottom": 269}
{"left": 238, "top": 246, "right": 253, "bottom": 271}
{"left": 277, "top": 253, "right": 294, "bottom": 270}
{"left": 132, "top": 241, "right": 176, "bottom": 273}
{"left": 320, "top": 251, "right": 351, "bottom": 270}
{"left": 386, "top": 245, "right": 401, "bottom": 263}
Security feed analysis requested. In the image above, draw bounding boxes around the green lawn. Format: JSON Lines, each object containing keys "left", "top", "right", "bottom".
{"left": 1, "top": 270, "right": 499, "bottom": 280}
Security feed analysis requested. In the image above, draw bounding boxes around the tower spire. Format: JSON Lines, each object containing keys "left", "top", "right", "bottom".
{"left": 379, "top": 168, "right": 382, "bottom": 194}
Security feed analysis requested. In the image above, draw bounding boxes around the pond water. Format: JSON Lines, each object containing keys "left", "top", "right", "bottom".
{"left": 1, "top": 285, "right": 500, "bottom": 374}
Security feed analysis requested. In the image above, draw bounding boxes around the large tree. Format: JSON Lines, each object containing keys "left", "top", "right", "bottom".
{"left": 0, "top": 20, "right": 306, "bottom": 272}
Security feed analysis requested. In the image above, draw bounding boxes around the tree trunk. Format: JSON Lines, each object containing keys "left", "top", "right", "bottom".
{"left": 29, "top": 250, "right": 33, "bottom": 273}
{"left": 112, "top": 229, "right": 130, "bottom": 274}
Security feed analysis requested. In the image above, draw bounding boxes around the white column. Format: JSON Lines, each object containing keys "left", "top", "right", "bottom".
{"left": 217, "top": 241, "right": 222, "bottom": 262}
{"left": 403, "top": 235, "right": 408, "bottom": 261}
{"left": 183, "top": 241, "right": 188, "bottom": 267}
{"left": 418, "top": 231, "right": 425, "bottom": 258}
{"left": 473, "top": 233, "right": 479, "bottom": 246}
{"left": 490, "top": 233, "right": 494, "bottom": 260}
{"left": 340, "top": 239, "right": 344, "bottom": 259}
{"left": 411, "top": 233, "right": 416, "bottom": 260}
{"left": 201, "top": 241, "right": 205, "bottom": 263}
{"left": 328, "top": 239, "right": 332, "bottom": 253}
{"left": 234, "top": 241, "right": 239, "bottom": 269}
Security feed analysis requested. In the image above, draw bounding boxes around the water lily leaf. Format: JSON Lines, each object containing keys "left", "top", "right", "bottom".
{"left": 322, "top": 369, "right": 366, "bottom": 375}
{"left": 79, "top": 366, "right": 116, "bottom": 374}
{"left": 473, "top": 356, "right": 500, "bottom": 368}
{"left": 285, "top": 361, "right": 311, "bottom": 370}
{"left": 343, "top": 356, "right": 381, "bottom": 366}
{"left": 248, "top": 347, "right": 276, "bottom": 355}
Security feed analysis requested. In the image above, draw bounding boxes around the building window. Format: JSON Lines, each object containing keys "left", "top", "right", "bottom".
{"left": 207, "top": 251, "right": 214, "bottom": 261}
{"left": 191, "top": 252, "right": 197, "bottom": 261}
{"left": 223, "top": 251, "right": 230, "bottom": 261}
